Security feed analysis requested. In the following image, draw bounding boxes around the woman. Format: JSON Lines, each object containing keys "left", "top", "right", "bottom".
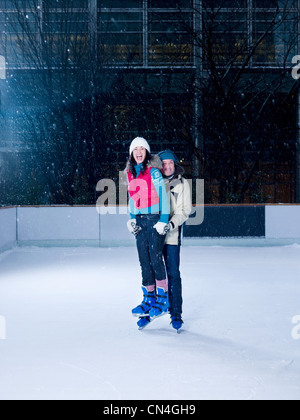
{"left": 138, "top": 149, "right": 192, "bottom": 332}
{"left": 126, "top": 137, "right": 170, "bottom": 321}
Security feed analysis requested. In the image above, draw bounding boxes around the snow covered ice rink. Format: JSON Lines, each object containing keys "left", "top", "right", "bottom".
{"left": 0, "top": 244, "right": 300, "bottom": 400}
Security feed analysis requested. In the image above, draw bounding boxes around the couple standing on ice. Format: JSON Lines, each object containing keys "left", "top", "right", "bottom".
{"left": 126, "top": 137, "right": 192, "bottom": 332}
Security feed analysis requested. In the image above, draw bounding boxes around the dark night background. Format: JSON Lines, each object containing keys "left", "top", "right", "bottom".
{"left": 0, "top": 0, "right": 299, "bottom": 205}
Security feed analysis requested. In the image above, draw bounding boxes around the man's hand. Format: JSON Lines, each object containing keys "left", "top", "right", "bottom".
{"left": 154, "top": 222, "right": 170, "bottom": 236}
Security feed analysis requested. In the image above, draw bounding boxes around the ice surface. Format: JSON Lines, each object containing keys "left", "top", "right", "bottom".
{"left": 0, "top": 245, "right": 300, "bottom": 400}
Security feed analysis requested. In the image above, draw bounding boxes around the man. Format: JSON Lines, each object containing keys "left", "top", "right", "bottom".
{"left": 160, "top": 149, "right": 192, "bottom": 332}
{"left": 137, "top": 149, "right": 192, "bottom": 332}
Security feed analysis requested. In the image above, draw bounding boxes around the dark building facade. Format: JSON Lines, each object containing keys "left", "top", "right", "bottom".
{"left": 0, "top": 0, "right": 299, "bottom": 204}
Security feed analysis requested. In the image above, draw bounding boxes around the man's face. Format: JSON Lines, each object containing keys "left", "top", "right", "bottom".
{"left": 162, "top": 159, "right": 175, "bottom": 177}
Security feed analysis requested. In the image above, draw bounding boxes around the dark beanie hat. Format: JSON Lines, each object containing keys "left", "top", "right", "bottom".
{"left": 158, "top": 149, "right": 179, "bottom": 163}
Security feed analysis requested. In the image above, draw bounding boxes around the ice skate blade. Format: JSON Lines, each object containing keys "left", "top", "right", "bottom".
{"left": 138, "top": 324, "right": 151, "bottom": 331}
{"left": 149, "top": 311, "right": 169, "bottom": 321}
{"left": 132, "top": 313, "right": 150, "bottom": 318}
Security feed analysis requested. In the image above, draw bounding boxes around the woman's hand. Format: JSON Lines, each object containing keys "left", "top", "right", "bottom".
{"left": 127, "top": 219, "right": 142, "bottom": 236}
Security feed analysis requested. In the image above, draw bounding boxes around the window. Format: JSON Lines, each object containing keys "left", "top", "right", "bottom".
{"left": 149, "top": 0, "right": 193, "bottom": 7}
{"left": 98, "top": 10, "right": 143, "bottom": 65}
{"left": 43, "top": 0, "right": 89, "bottom": 66}
{"left": 99, "top": 0, "right": 142, "bottom": 7}
{"left": 203, "top": 1, "right": 248, "bottom": 65}
{"left": 203, "top": 0, "right": 299, "bottom": 67}
{"left": 148, "top": 7, "right": 193, "bottom": 65}
{"left": 0, "top": 0, "right": 39, "bottom": 67}
{"left": 253, "top": 2, "right": 298, "bottom": 65}
{"left": 0, "top": 0, "right": 90, "bottom": 67}
{"left": 1, "top": 1, "right": 298, "bottom": 69}
{"left": 98, "top": 0, "right": 194, "bottom": 66}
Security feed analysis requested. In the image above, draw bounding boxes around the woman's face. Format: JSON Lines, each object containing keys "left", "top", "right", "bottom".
{"left": 133, "top": 147, "right": 147, "bottom": 165}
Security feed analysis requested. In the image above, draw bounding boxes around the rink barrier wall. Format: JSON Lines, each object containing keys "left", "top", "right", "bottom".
{"left": 0, "top": 207, "right": 17, "bottom": 252}
{"left": 184, "top": 205, "right": 265, "bottom": 238}
{"left": 1, "top": 205, "right": 300, "bottom": 251}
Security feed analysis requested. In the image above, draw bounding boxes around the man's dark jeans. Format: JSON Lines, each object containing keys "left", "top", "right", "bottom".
{"left": 163, "top": 244, "right": 183, "bottom": 316}
{"left": 136, "top": 214, "right": 167, "bottom": 287}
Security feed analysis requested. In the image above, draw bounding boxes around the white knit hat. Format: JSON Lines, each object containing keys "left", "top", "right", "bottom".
{"left": 129, "top": 137, "right": 151, "bottom": 155}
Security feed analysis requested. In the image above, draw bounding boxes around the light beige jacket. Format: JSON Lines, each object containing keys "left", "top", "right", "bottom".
{"left": 165, "top": 167, "right": 192, "bottom": 246}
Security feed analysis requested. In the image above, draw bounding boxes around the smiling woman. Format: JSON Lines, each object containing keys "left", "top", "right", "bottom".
{"left": 125, "top": 137, "right": 170, "bottom": 324}
{"left": 133, "top": 146, "right": 147, "bottom": 165}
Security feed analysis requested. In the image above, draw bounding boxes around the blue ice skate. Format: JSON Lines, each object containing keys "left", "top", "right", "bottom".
{"left": 132, "top": 287, "right": 156, "bottom": 317}
{"left": 171, "top": 315, "right": 184, "bottom": 334}
{"left": 137, "top": 316, "right": 151, "bottom": 330}
{"left": 149, "top": 288, "right": 169, "bottom": 320}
